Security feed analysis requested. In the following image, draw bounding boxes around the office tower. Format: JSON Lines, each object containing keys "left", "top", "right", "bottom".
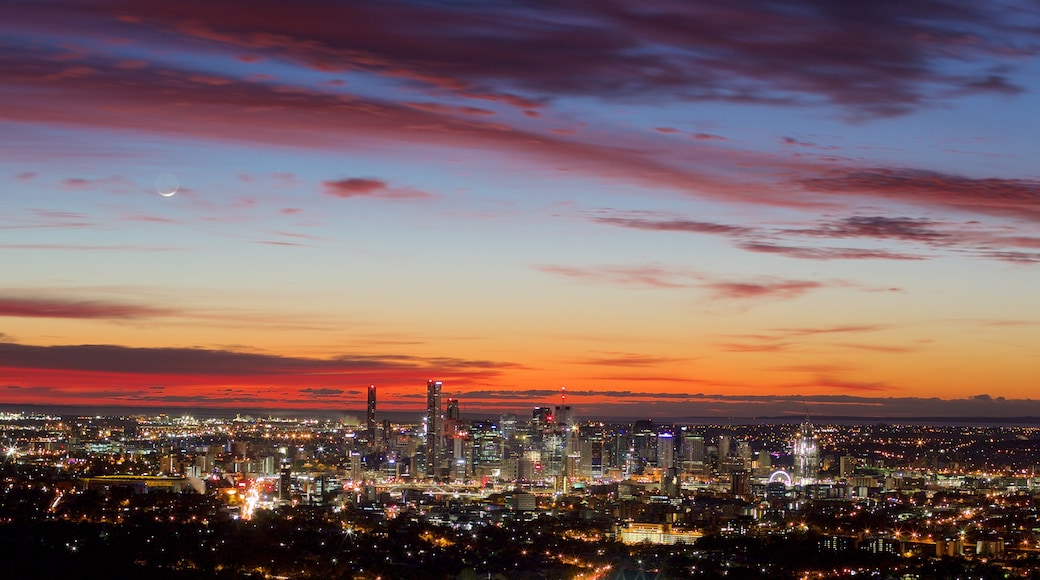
{"left": 731, "top": 469, "right": 751, "bottom": 497}
{"left": 446, "top": 397, "right": 459, "bottom": 421}
{"left": 793, "top": 421, "right": 820, "bottom": 485}
{"left": 366, "top": 385, "right": 377, "bottom": 442}
{"left": 532, "top": 406, "right": 552, "bottom": 426}
{"left": 279, "top": 462, "right": 292, "bottom": 501}
{"left": 681, "top": 429, "right": 705, "bottom": 474}
{"left": 579, "top": 423, "right": 604, "bottom": 479}
{"left": 499, "top": 413, "right": 517, "bottom": 440}
{"left": 755, "top": 450, "right": 772, "bottom": 476}
{"left": 632, "top": 419, "right": 655, "bottom": 470}
{"left": 718, "top": 435, "right": 732, "bottom": 459}
{"left": 470, "top": 421, "right": 501, "bottom": 479}
{"left": 425, "top": 380, "right": 443, "bottom": 477}
{"left": 656, "top": 432, "right": 675, "bottom": 469}
{"left": 554, "top": 405, "right": 573, "bottom": 427}
{"left": 737, "top": 440, "right": 752, "bottom": 469}
{"left": 555, "top": 386, "right": 573, "bottom": 427}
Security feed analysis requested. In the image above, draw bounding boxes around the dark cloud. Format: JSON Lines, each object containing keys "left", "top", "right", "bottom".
{"left": 47, "top": 0, "right": 1036, "bottom": 118}
{"left": 323, "top": 177, "right": 430, "bottom": 200}
{"left": 591, "top": 215, "right": 752, "bottom": 236}
{"left": 300, "top": 388, "right": 346, "bottom": 397}
{"left": 593, "top": 209, "right": 1040, "bottom": 264}
{"left": 323, "top": 177, "right": 386, "bottom": 197}
{"left": 795, "top": 216, "right": 948, "bottom": 242}
{"left": 0, "top": 341, "right": 516, "bottom": 376}
{"left": 443, "top": 389, "right": 1040, "bottom": 419}
{"left": 800, "top": 168, "right": 1040, "bottom": 220}
{"left": 0, "top": 295, "right": 175, "bottom": 319}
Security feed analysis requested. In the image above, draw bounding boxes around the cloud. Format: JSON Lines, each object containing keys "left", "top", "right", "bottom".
{"left": 794, "top": 216, "right": 949, "bottom": 242}
{"left": 533, "top": 264, "right": 697, "bottom": 289}
{"left": 393, "top": 388, "right": 1040, "bottom": 419}
{"left": 323, "top": 177, "right": 431, "bottom": 200}
{"left": 300, "top": 387, "right": 345, "bottom": 397}
{"left": 736, "top": 242, "right": 927, "bottom": 261}
{"left": 323, "top": 177, "right": 385, "bottom": 197}
{"left": 0, "top": 341, "right": 515, "bottom": 376}
{"left": 536, "top": 263, "right": 846, "bottom": 303}
{"left": 702, "top": 279, "right": 826, "bottom": 300}
{"left": 66, "top": 0, "right": 1037, "bottom": 118}
{"left": 718, "top": 324, "right": 892, "bottom": 353}
{"left": 800, "top": 168, "right": 1040, "bottom": 220}
{"left": 0, "top": 295, "right": 175, "bottom": 319}
{"left": 591, "top": 214, "right": 752, "bottom": 236}
{"left": 593, "top": 209, "right": 1040, "bottom": 264}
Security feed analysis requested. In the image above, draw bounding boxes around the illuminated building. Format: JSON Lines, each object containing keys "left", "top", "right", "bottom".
{"left": 425, "top": 380, "right": 443, "bottom": 478}
{"left": 792, "top": 421, "right": 820, "bottom": 485}
{"left": 681, "top": 429, "right": 705, "bottom": 474}
{"left": 366, "top": 385, "right": 377, "bottom": 442}
{"left": 656, "top": 432, "right": 675, "bottom": 469}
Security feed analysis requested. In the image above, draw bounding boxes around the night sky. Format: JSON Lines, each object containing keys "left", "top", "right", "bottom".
{"left": 3, "top": 1, "right": 1040, "bottom": 418}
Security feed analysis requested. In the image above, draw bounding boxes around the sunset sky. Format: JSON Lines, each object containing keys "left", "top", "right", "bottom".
{"left": 3, "top": 1, "right": 1040, "bottom": 418}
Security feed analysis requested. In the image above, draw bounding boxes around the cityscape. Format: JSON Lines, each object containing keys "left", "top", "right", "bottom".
{"left": 5, "top": 0, "right": 1040, "bottom": 578}
{"left": 2, "top": 386, "right": 1040, "bottom": 578}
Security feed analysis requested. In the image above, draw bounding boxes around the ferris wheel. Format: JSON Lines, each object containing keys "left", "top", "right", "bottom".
{"left": 768, "top": 470, "right": 793, "bottom": 486}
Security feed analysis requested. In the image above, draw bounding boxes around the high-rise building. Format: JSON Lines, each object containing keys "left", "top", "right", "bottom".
{"left": 279, "top": 462, "right": 292, "bottom": 501}
{"left": 554, "top": 405, "right": 573, "bottom": 427}
{"left": 792, "top": 421, "right": 820, "bottom": 485}
{"left": 446, "top": 397, "right": 460, "bottom": 421}
{"left": 656, "top": 432, "right": 675, "bottom": 469}
{"left": 366, "top": 385, "right": 377, "bottom": 442}
{"left": 555, "top": 386, "right": 573, "bottom": 427}
{"left": 499, "top": 413, "right": 517, "bottom": 441}
{"left": 425, "top": 380, "right": 443, "bottom": 477}
{"left": 681, "top": 429, "right": 705, "bottom": 474}
{"left": 632, "top": 419, "right": 656, "bottom": 471}
{"left": 579, "top": 423, "right": 604, "bottom": 479}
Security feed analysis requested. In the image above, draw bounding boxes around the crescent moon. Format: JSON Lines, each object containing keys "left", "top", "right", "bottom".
{"left": 156, "top": 173, "right": 179, "bottom": 197}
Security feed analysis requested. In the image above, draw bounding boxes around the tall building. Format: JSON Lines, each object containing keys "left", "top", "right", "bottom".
{"left": 446, "top": 397, "right": 460, "bottom": 421}
{"left": 656, "top": 432, "right": 675, "bottom": 469}
{"left": 366, "top": 385, "right": 377, "bottom": 442}
{"left": 425, "top": 380, "right": 443, "bottom": 477}
{"left": 792, "top": 421, "right": 820, "bottom": 485}
{"left": 499, "top": 413, "right": 517, "bottom": 441}
{"left": 681, "top": 429, "right": 705, "bottom": 474}
{"left": 555, "top": 386, "right": 573, "bottom": 427}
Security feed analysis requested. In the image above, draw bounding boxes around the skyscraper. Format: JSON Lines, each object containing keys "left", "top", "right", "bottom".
{"left": 366, "top": 385, "right": 377, "bottom": 442}
{"left": 425, "top": 380, "right": 443, "bottom": 478}
{"left": 656, "top": 432, "right": 675, "bottom": 469}
{"left": 792, "top": 421, "right": 820, "bottom": 485}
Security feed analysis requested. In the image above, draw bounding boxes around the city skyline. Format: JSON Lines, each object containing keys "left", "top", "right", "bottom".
{"left": 3, "top": 1, "right": 1040, "bottom": 418}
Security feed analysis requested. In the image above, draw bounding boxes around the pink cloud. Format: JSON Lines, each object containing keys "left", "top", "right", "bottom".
{"left": 702, "top": 279, "right": 826, "bottom": 300}
{"left": 323, "top": 177, "right": 430, "bottom": 200}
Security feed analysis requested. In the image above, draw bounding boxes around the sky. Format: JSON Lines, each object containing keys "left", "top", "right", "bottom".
{"left": 3, "top": 0, "right": 1040, "bottom": 419}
